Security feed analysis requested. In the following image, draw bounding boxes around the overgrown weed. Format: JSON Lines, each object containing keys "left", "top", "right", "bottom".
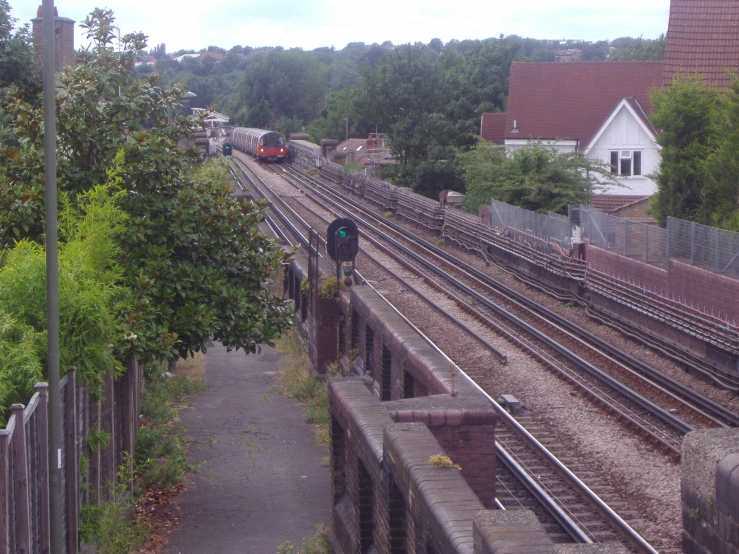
{"left": 135, "top": 359, "right": 205, "bottom": 489}
{"left": 275, "top": 331, "right": 333, "bottom": 445}
{"left": 276, "top": 523, "right": 329, "bottom": 554}
{"left": 79, "top": 455, "right": 148, "bottom": 554}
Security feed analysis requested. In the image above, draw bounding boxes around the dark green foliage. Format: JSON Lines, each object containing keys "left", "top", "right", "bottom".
{"left": 649, "top": 77, "right": 721, "bottom": 226}
{"left": 0, "top": 0, "right": 41, "bottom": 102}
{"left": 351, "top": 38, "right": 522, "bottom": 198}
{"left": 609, "top": 35, "right": 665, "bottom": 61}
{"left": 0, "top": 8, "right": 294, "bottom": 369}
{"left": 238, "top": 49, "right": 327, "bottom": 129}
{"left": 459, "top": 140, "right": 613, "bottom": 215}
{"left": 650, "top": 75, "right": 739, "bottom": 230}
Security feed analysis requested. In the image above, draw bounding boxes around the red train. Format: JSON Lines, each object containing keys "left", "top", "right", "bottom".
{"left": 230, "top": 128, "right": 287, "bottom": 162}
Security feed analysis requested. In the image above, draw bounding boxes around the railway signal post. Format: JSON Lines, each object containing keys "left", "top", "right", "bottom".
{"left": 326, "top": 218, "right": 360, "bottom": 290}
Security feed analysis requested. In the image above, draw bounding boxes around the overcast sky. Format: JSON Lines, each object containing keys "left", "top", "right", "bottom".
{"left": 15, "top": 0, "right": 670, "bottom": 54}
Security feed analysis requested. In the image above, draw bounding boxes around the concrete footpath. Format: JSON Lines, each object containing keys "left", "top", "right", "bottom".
{"left": 162, "top": 343, "right": 330, "bottom": 554}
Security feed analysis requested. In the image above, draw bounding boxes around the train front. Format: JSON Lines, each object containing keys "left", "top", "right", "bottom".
{"left": 258, "top": 132, "right": 287, "bottom": 162}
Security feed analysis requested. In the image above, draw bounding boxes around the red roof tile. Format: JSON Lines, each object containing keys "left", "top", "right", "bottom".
{"left": 480, "top": 113, "right": 507, "bottom": 143}
{"left": 590, "top": 194, "right": 651, "bottom": 212}
{"left": 504, "top": 61, "right": 664, "bottom": 150}
{"left": 664, "top": 0, "right": 739, "bottom": 88}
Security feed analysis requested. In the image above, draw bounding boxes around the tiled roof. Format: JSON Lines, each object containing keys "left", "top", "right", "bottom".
{"left": 336, "top": 138, "right": 368, "bottom": 152}
{"left": 480, "top": 113, "right": 507, "bottom": 143}
{"left": 504, "top": 62, "right": 664, "bottom": 150}
{"left": 590, "top": 194, "right": 651, "bottom": 212}
{"left": 663, "top": 0, "right": 739, "bottom": 88}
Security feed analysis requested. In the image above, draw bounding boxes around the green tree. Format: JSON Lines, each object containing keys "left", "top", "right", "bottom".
{"left": 458, "top": 140, "right": 612, "bottom": 214}
{"left": 700, "top": 79, "right": 739, "bottom": 229}
{"left": 0, "top": 9, "right": 293, "bottom": 363}
{"left": 0, "top": 0, "right": 41, "bottom": 102}
{"left": 238, "top": 49, "right": 327, "bottom": 128}
{"left": 610, "top": 35, "right": 665, "bottom": 61}
{"left": 649, "top": 76, "right": 721, "bottom": 226}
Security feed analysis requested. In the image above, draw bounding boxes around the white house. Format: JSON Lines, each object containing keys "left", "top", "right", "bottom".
{"left": 481, "top": 61, "right": 664, "bottom": 196}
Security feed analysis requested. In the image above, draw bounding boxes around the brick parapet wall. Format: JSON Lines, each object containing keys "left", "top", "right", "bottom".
{"left": 384, "top": 396, "right": 497, "bottom": 508}
{"left": 347, "top": 286, "right": 483, "bottom": 399}
{"left": 381, "top": 422, "right": 484, "bottom": 553}
{"left": 681, "top": 429, "right": 739, "bottom": 554}
{"left": 586, "top": 246, "right": 739, "bottom": 327}
{"left": 669, "top": 260, "right": 739, "bottom": 325}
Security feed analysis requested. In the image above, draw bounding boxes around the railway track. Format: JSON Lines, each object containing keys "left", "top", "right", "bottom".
{"left": 277, "top": 163, "right": 736, "bottom": 432}
{"left": 229, "top": 154, "right": 704, "bottom": 552}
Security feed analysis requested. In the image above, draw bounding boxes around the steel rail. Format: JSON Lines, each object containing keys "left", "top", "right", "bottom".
{"left": 277, "top": 165, "right": 695, "bottom": 443}
{"left": 245, "top": 157, "right": 661, "bottom": 552}
{"left": 284, "top": 163, "right": 738, "bottom": 428}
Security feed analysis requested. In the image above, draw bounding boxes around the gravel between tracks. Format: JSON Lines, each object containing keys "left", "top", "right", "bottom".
{"left": 240, "top": 157, "right": 739, "bottom": 551}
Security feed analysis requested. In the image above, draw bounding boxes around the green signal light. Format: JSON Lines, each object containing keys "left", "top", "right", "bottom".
{"left": 343, "top": 268, "right": 352, "bottom": 277}
{"left": 337, "top": 228, "right": 350, "bottom": 240}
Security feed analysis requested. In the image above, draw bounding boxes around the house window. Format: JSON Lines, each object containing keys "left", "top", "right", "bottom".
{"left": 610, "top": 150, "right": 642, "bottom": 177}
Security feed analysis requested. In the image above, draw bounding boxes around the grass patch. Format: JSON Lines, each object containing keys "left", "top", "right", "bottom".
{"left": 79, "top": 456, "right": 149, "bottom": 554}
{"left": 277, "top": 523, "right": 329, "bottom": 554}
{"left": 135, "top": 355, "right": 206, "bottom": 489}
{"left": 275, "top": 331, "right": 332, "bottom": 445}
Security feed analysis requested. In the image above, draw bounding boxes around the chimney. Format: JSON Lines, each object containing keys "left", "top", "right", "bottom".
{"left": 31, "top": 5, "right": 75, "bottom": 72}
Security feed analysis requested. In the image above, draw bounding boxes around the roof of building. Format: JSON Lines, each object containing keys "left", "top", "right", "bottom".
{"left": 501, "top": 61, "right": 664, "bottom": 149}
{"left": 663, "top": 0, "right": 739, "bottom": 88}
{"left": 201, "top": 51, "right": 225, "bottom": 61}
{"left": 480, "top": 113, "right": 507, "bottom": 143}
{"left": 336, "top": 138, "right": 369, "bottom": 153}
{"left": 589, "top": 194, "right": 651, "bottom": 212}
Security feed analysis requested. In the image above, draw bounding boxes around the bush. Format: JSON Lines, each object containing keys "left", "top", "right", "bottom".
{"left": 135, "top": 369, "right": 205, "bottom": 489}
{"left": 0, "top": 185, "right": 127, "bottom": 423}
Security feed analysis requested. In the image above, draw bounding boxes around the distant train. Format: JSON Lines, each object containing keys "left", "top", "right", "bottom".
{"left": 230, "top": 128, "right": 287, "bottom": 162}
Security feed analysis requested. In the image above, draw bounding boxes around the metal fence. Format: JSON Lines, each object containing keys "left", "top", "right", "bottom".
{"left": 667, "top": 217, "right": 739, "bottom": 276}
{"left": 489, "top": 199, "right": 573, "bottom": 248}
{"left": 577, "top": 206, "right": 668, "bottom": 268}
{"left": 576, "top": 206, "right": 739, "bottom": 276}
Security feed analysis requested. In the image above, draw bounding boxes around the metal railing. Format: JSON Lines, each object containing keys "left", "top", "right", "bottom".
{"left": 489, "top": 200, "right": 573, "bottom": 249}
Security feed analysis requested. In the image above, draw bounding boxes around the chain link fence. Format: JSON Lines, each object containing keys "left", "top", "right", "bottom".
{"left": 575, "top": 207, "right": 739, "bottom": 277}
{"left": 577, "top": 206, "right": 668, "bottom": 268}
{"left": 667, "top": 218, "right": 739, "bottom": 276}
{"left": 489, "top": 199, "right": 573, "bottom": 249}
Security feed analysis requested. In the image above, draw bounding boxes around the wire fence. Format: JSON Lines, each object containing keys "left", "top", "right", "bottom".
{"left": 576, "top": 206, "right": 668, "bottom": 268}
{"left": 667, "top": 217, "right": 739, "bottom": 276}
{"left": 489, "top": 199, "right": 573, "bottom": 249}
{"left": 574, "top": 207, "right": 739, "bottom": 277}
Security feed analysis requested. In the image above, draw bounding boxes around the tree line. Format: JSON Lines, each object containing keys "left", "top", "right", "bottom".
{"left": 142, "top": 34, "right": 665, "bottom": 199}
{"left": 0, "top": 4, "right": 293, "bottom": 421}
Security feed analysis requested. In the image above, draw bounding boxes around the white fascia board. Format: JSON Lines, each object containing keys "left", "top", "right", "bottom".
{"left": 504, "top": 139, "right": 578, "bottom": 147}
{"left": 583, "top": 99, "right": 659, "bottom": 155}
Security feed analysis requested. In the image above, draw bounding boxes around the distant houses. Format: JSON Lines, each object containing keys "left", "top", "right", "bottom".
{"left": 482, "top": 0, "right": 739, "bottom": 206}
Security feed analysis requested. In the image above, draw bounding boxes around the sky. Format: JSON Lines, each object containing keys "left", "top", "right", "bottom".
{"left": 14, "top": 0, "right": 671, "bottom": 54}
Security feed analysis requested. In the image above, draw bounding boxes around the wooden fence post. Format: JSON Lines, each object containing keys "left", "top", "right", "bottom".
{"left": 101, "top": 373, "right": 115, "bottom": 500}
{"left": 63, "top": 371, "right": 79, "bottom": 554}
{"left": 0, "top": 421, "right": 10, "bottom": 554}
{"left": 9, "top": 404, "right": 30, "bottom": 554}
{"left": 120, "top": 358, "right": 138, "bottom": 497}
{"left": 34, "top": 383, "right": 50, "bottom": 554}
{"left": 88, "top": 396, "right": 101, "bottom": 505}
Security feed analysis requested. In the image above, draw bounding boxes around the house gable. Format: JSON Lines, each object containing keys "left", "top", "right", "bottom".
{"left": 503, "top": 61, "right": 664, "bottom": 150}
{"left": 586, "top": 100, "right": 661, "bottom": 196}
{"left": 584, "top": 98, "right": 659, "bottom": 155}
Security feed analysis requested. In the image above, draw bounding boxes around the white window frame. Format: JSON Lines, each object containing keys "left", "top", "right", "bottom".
{"left": 610, "top": 150, "right": 642, "bottom": 177}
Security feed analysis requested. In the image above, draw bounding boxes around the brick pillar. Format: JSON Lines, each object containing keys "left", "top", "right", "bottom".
{"left": 682, "top": 428, "right": 739, "bottom": 554}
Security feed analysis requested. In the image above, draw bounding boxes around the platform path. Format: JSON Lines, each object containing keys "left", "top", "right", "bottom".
{"left": 162, "top": 343, "right": 330, "bottom": 554}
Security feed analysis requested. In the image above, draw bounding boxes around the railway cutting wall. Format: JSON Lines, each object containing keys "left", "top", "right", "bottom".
{"left": 282, "top": 256, "right": 633, "bottom": 553}
{"left": 288, "top": 143, "right": 739, "bottom": 385}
